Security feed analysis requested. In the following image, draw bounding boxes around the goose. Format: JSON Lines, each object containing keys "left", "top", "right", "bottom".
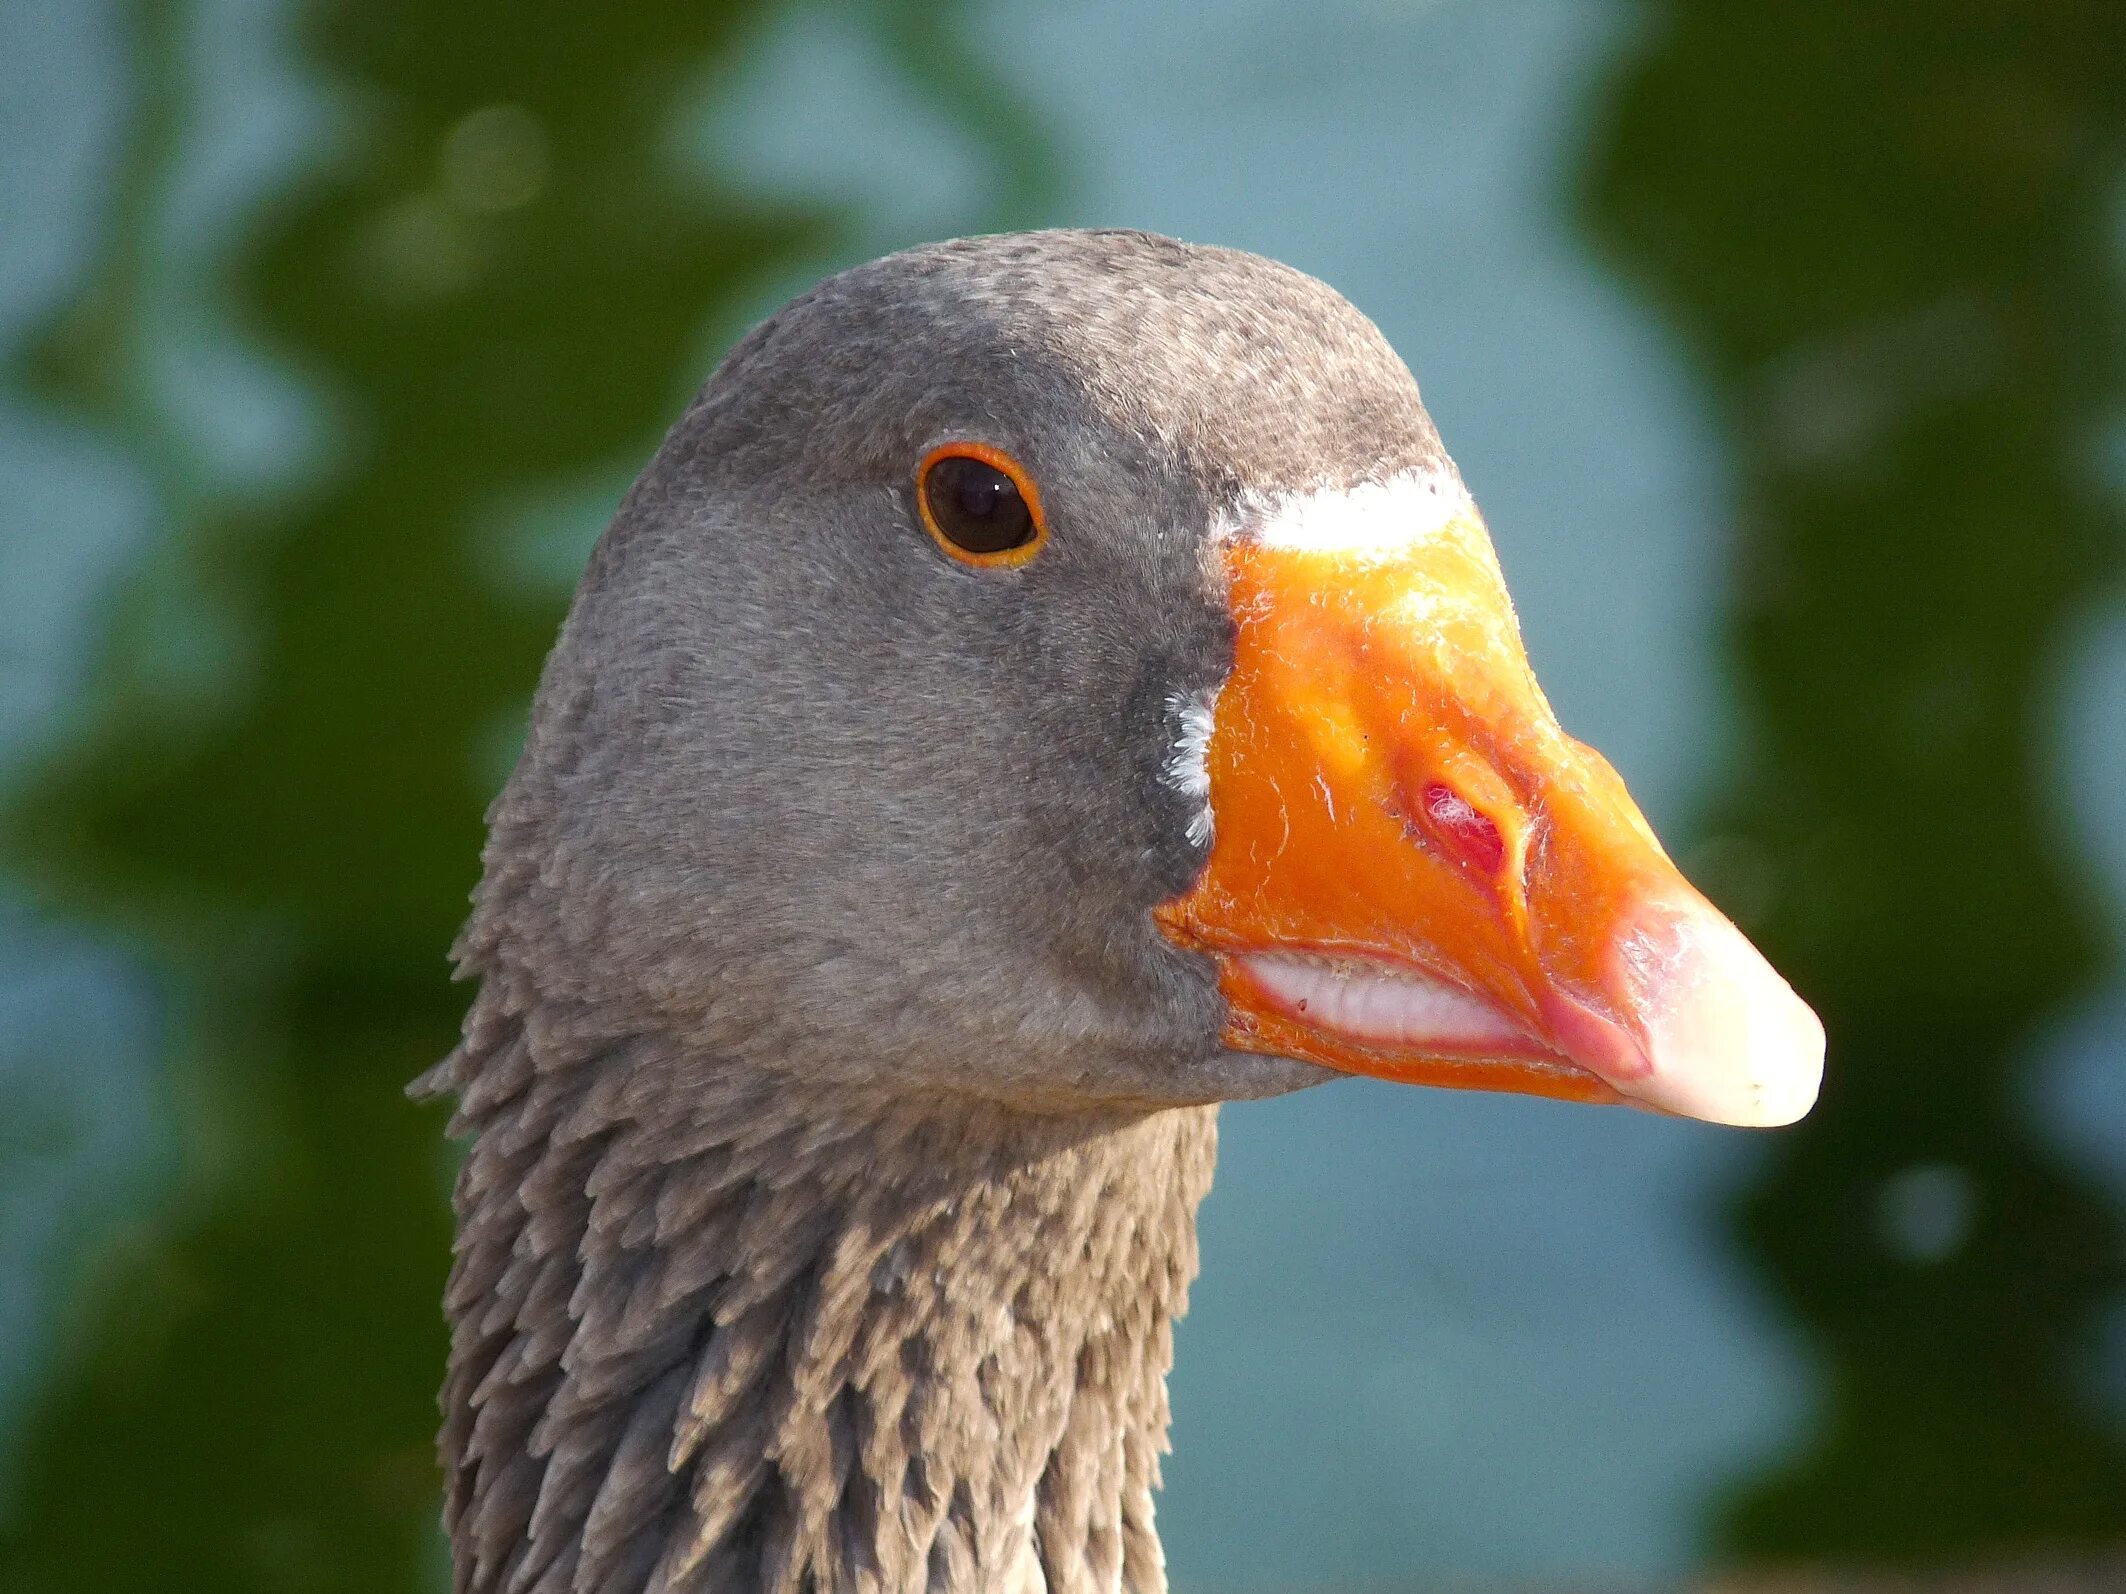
{"left": 414, "top": 228, "right": 1825, "bottom": 1594}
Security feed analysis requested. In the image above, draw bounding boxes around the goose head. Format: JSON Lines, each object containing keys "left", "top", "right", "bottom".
{"left": 426, "top": 228, "right": 1825, "bottom": 1594}
{"left": 491, "top": 228, "right": 1822, "bottom": 1130}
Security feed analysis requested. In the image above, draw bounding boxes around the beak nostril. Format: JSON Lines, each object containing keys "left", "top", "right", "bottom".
{"left": 1417, "top": 781, "right": 1507, "bottom": 877}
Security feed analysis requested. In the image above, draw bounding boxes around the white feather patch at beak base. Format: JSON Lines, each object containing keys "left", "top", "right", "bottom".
{"left": 1214, "top": 467, "right": 1475, "bottom": 558}
{"left": 1163, "top": 688, "right": 1218, "bottom": 849}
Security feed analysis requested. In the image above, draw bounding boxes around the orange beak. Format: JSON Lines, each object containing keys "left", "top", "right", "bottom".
{"left": 1156, "top": 476, "right": 1823, "bottom": 1128}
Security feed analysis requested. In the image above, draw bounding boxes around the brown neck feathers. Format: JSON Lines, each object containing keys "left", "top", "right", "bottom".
{"left": 420, "top": 986, "right": 1216, "bottom": 1594}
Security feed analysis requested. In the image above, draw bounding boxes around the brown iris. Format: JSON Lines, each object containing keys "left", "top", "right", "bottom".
{"left": 916, "top": 442, "right": 1047, "bottom": 565}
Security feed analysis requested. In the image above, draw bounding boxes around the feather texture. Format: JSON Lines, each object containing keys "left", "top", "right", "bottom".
{"left": 425, "top": 983, "right": 1214, "bottom": 1594}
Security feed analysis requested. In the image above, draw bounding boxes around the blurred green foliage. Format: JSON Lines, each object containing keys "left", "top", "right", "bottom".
{"left": 1583, "top": 0, "right": 2126, "bottom": 1564}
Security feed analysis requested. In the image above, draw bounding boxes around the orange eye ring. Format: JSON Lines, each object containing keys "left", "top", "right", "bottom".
{"left": 916, "top": 441, "right": 1049, "bottom": 568}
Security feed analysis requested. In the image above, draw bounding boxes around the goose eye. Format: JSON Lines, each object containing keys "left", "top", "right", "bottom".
{"left": 917, "top": 444, "right": 1047, "bottom": 565}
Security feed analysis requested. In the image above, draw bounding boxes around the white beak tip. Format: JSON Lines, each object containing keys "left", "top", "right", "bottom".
{"left": 1619, "top": 904, "right": 1826, "bottom": 1130}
